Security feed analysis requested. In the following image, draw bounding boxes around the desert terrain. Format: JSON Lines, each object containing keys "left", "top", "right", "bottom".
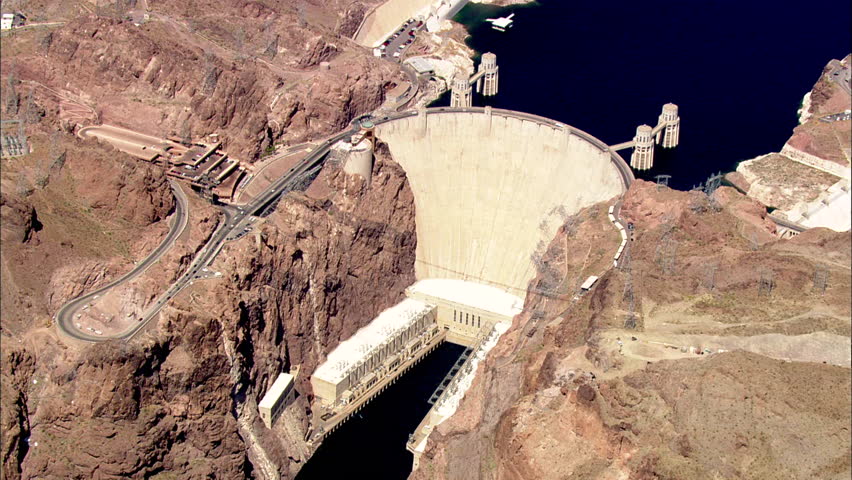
{"left": 1, "top": 2, "right": 849, "bottom": 480}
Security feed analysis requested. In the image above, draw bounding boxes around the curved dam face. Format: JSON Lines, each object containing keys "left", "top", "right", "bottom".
{"left": 375, "top": 108, "right": 630, "bottom": 298}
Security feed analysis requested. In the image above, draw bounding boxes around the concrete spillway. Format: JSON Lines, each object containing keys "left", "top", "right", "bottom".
{"left": 375, "top": 109, "right": 629, "bottom": 297}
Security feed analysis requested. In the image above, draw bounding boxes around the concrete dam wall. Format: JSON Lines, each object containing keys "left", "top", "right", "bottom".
{"left": 375, "top": 109, "right": 629, "bottom": 298}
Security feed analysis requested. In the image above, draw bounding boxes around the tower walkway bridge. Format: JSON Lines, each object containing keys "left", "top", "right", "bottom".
{"left": 608, "top": 103, "right": 681, "bottom": 171}
{"left": 609, "top": 120, "right": 671, "bottom": 152}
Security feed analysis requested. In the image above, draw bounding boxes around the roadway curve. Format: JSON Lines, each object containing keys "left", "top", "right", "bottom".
{"left": 56, "top": 180, "right": 190, "bottom": 341}
{"left": 65, "top": 107, "right": 634, "bottom": 343}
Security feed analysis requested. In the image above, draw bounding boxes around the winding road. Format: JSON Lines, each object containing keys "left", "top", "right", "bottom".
{"left": 57, "top": 125, "right": 359, "bottom": 343}
{"left": 56, "top": 180, "right": 189, "bottom": 341}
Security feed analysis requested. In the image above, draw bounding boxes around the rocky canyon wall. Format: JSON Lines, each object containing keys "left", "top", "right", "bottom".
{"left": 1, "top": 145, "right": 417, "bottom": 479}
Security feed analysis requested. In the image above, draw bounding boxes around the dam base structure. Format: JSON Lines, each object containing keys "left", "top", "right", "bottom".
{"left": 307, "top": 107, "right": 633, "bottom": 454}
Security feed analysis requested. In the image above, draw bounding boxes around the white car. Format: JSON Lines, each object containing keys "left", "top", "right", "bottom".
{"left": 393, "top": 52, "right": 401, "bottom": 58}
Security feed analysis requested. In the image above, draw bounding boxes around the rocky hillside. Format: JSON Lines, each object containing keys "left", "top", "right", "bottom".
{"left": 411, "top": 180, "right": 851, "bottom": 480}
{"left": 0, "top": 116, "right": 176, "bottom": 336}
{"left": 0, "top": 145, "right": 417, "bottom": 479}
{"left": 2, "top": 0, "right": 402, "bottom": 159}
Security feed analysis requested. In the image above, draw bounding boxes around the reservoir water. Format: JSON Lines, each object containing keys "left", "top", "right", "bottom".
{"left": 295, "top": 342, "right": 466, "bottom": 479}
{"left": 435, "top": 0, "right": 851, "bottom": 190}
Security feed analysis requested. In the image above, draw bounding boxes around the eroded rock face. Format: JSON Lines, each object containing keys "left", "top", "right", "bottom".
{"left": 11, "top": 3, "right": 398, "bottom": 160}
{"left": 0, "top": 350, "right": 35, "bottom": 480}
{"left": 0, "top": 193, "right": 41, "bottom": 244}
{"left": 3, "top": 150, "right": 416, "bottom": 479}
{"left": 598, "top": 352, "right": 851, "bottom": 480}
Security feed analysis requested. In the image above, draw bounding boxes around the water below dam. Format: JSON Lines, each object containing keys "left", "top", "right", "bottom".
{"left": 296, "top": 342, "right": 466, "bottom": 479}
{"left": 434, "top": 0, "right": 851, "bottom": 190}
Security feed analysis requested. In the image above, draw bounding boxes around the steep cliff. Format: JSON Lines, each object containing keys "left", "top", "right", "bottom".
{"left": 1, "top": 147, "right": 417, "bottom": 479}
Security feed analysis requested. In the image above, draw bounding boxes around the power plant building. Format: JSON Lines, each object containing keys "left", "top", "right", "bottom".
{"left": 406, "top": 279, "right": 522, "bottom": 344}
{"left": 312, "top": 298, "right": 438, "bottom": 406}
{"left": 259, "top": 372, "right": 295, "bottom": 428}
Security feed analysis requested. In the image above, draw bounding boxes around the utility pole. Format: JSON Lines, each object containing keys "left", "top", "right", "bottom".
{"left": 703, "top": 261, "right": 718, "bottom": 291}
{"left": 622, "top": 222, "right": 636, "bottom": 329}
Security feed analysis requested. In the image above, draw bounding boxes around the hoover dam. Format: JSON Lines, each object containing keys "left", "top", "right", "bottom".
{"left": 307, "top": 107, "right": 633, "bottom": 446}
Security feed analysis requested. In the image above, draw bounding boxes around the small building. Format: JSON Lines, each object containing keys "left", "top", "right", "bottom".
{"left": 258, "top": 373, "right": 295, "bottom": 429}
{"left": 580, "top": 275, "right": 599, "bottom": 291}
{"left": 1, "top": 13, "right": 26, "bottom": 30}
{"left": 406, "top": 57, "right": 435, "bottom": 76}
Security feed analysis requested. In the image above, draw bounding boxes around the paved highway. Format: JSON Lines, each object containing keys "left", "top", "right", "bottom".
{"left": 56, "top": 180, "right": 190, "bottom": 341}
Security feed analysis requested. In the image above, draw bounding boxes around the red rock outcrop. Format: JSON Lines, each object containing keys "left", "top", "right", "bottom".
{"left": 0, "top": 193, "right": 41, "bottom": 244}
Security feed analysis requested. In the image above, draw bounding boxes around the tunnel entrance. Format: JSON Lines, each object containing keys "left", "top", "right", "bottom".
{"left": 295, "top": 342, "right": 466, "bottom": 479}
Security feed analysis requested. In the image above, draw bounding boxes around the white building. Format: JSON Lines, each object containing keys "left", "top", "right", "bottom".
{"left": 311, "top": 298, "right": 437, "bottom": 405}
{"left": 406, "top": 279, "right": 522, "bottom": 344}
{"left": 1, "top": 14, "right": 14, "bottom": 30}
{"left": 258, "top": 373, "right": 295, "bottom": 429}
{"left": 1, "top": 13, "right": 25, "bottom": 30}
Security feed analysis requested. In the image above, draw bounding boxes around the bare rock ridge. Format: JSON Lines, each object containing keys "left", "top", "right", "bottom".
{"left": 8, "top": 0, "right": 399, "bottom": 160}
{"left": 0, "top": 193, "right": 42, "bottom": 244}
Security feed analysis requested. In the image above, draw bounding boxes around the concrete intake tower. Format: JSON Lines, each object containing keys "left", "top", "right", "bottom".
{"left": 610, "top": 103, "right": 681, "bottom": 170}
{"left": 451, "top": 53, "right": 500, "bottom": 107}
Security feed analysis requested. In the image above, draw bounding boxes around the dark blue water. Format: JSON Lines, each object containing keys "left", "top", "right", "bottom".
{"left": 296, "top": 342, "right": 466, "bottom": 479}
{"left": 436, "top": 0, "right": 851, "bottom": 189}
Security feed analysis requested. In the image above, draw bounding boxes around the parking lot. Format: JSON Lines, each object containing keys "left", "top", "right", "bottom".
{"left": 378, "top": 18, "right": 423, "bottom": 62}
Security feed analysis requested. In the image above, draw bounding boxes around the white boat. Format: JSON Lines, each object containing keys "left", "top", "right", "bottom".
{"left": 485, "top": 13, "right": 514, "bottom": 32}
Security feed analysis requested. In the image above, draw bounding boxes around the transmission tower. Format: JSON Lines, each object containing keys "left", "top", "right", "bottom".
{"left": 621, "top": 224, "right": 636, "bottom": 329}
{"left": 703, "top": 261, "right": 718, "bottom": 290}
{"left": 758, "top": 269, "right": 774, "bottom": 297}
{"left": 654, "top": 174, "right": 671, "bottom": 191}
{"left": 813, "top": 266, "right": 828, "bottom": 295}
{"left": 703, "top": 171, "right": 723, "bottom": 196}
